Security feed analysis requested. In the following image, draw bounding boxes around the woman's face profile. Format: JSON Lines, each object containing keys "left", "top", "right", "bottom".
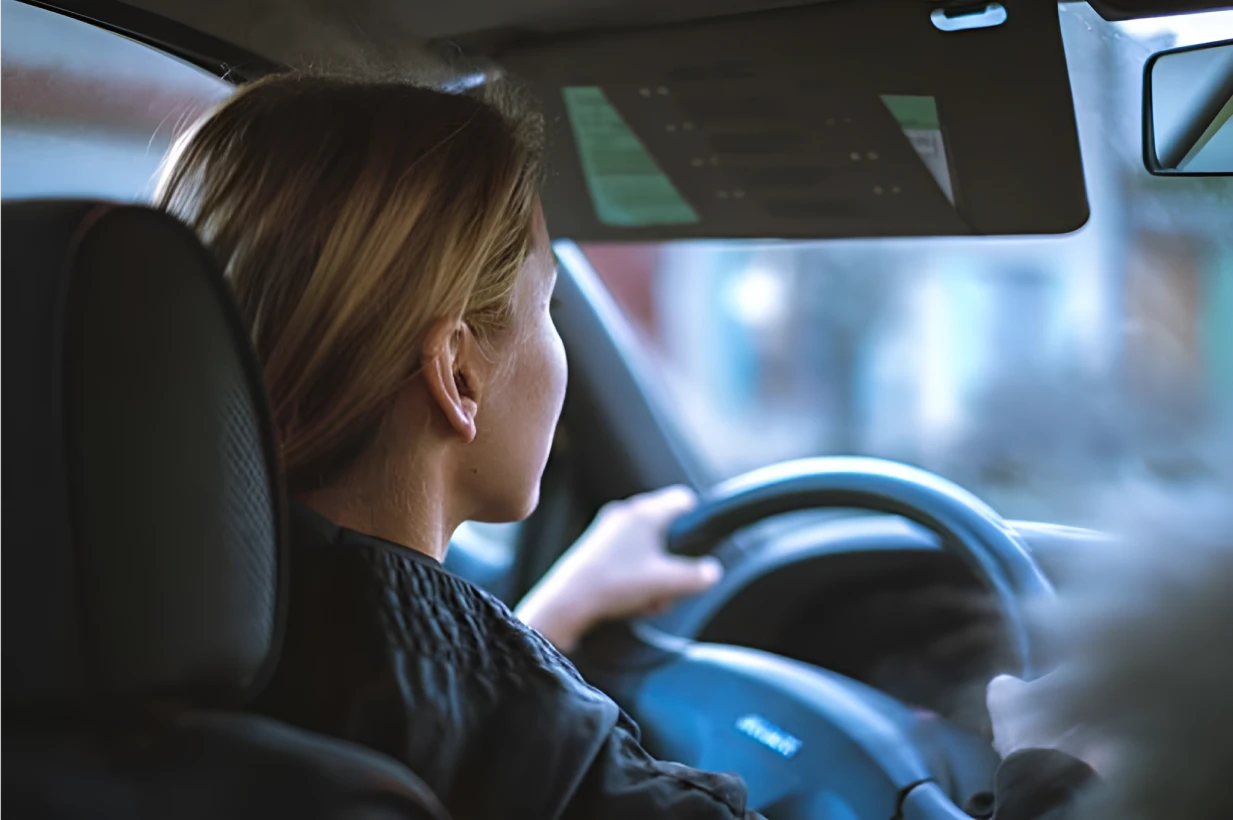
{"left": 461, "top": 203, "right": 567, "bottom": 522}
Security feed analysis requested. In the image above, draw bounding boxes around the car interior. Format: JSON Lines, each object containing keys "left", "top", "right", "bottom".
{"left": 3, "top": 0, "right": 1231, "bottom": 818}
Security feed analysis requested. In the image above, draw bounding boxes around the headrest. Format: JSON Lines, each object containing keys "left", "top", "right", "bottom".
{"left": 2, "top": 201, "right": 286, "bottom": 710}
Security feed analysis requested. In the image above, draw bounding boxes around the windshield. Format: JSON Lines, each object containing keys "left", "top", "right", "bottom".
{"left": 580, "top": 3, "right": 1233, "bottom": 527}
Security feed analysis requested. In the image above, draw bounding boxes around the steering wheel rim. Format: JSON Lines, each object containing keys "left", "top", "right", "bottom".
{"left": 666, "top": 456, "right": 1053, "bottom": 680}
{"left": 576, "top": 457, "right": 1056, "bottom": 819}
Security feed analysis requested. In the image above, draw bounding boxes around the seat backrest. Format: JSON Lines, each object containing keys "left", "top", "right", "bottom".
{"left": 1, "top": 200, "right": 449, "bottom": 820}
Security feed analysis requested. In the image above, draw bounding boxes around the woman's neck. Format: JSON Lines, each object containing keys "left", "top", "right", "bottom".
{"left": 300, "top": 458, "right": 457, "bottom": 562}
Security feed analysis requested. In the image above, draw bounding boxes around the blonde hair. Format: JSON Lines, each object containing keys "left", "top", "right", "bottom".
{"left": 157, "top": 74, "right": 544, "bottom": 492}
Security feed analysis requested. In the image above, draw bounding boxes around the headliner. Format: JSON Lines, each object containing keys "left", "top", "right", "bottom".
{"left": 112, "top": 0, "right": 834, "bottom": 78}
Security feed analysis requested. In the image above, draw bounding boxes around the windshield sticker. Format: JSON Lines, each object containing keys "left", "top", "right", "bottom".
{"left": 880, "top": 94, "right": 956, "bottom": 204}
{"left": 562, "top": 86, "right": 700, "bottom": 227}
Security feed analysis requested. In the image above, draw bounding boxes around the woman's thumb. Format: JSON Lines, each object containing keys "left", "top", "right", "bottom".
{"left": 987, "top": 674, "right": 1028, "bottom": 709}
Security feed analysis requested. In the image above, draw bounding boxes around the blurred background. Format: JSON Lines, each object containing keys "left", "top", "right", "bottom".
{"left": 1, "top": 0, "right": 231, "bottom": 199}
{"left": 581, "top": 3, "right": 1233, "bottom": 526}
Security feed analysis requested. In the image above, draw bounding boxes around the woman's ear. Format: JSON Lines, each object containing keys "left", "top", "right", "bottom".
{"left": 422, "top": 318, "right": 484, "bottom": 443}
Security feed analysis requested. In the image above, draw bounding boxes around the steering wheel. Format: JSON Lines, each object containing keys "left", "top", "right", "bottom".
{"left": 575, "top": 457, "right": 1054, "bottom": 819}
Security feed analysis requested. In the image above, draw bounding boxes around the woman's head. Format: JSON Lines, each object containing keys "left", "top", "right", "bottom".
{"left": 159, "top": 74, "right": 566, "bottom": 529}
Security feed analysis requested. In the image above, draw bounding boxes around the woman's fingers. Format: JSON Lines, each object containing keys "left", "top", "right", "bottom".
{"left": 988, "top": 674, "right": 1032, "bottom": 757}
{"left": 621, "top": 485, "right": 698, "bottom": 528}
{"left": 650, "top": 554, "right": 725, "bottom": 599}
{"left": 517, "top": 485, "right": 710, "bottom": 651}
{"left": 988, "top": 674, "right": 1030, "bottom": 708}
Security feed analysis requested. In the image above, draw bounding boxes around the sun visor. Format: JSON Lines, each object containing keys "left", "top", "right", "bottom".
{"left": 495, "top": 0, "right": 1087, "bottom": 240}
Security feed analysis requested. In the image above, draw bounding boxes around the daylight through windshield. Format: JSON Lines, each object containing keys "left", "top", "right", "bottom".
{"left": 582, "top": 3, "right": 1233, "bottom": 526}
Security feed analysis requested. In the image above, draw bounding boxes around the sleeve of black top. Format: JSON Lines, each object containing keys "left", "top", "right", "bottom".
{"left": 966, "top": 748, "right": 1098, "bottom": 820}
{"left": 559, "top": 719, "right": 766, "bottom": 820}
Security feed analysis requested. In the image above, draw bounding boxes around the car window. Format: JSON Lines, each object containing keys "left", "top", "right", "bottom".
{"left": 0, "top": 0, "right": 230, "bottom": 200}
{"left": 581, "top": 2, "right": 1233, "bottom": 527}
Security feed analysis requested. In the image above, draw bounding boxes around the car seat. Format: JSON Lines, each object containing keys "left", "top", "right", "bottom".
{"left": 1, "top": 200, "right": 450, "bottom": 820}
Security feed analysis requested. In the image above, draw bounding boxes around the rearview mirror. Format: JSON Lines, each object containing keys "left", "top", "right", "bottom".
{"left": 1143, "top": 39, "right": 1233, "bottom": 175}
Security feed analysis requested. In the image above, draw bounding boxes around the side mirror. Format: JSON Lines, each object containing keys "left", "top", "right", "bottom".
{"left": 1143, "top": 38, "right": 1233, "bottom": 175}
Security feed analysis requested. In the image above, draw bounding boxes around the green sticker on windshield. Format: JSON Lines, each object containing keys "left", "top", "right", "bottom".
{"left": 880, "top": 94, "right": 942, "bottom": 130}
{"left": 880, "top": 94, "right": 955, "bottom": 204}
{"left": 563, "top": 86, "right": 699, "bottom": 227}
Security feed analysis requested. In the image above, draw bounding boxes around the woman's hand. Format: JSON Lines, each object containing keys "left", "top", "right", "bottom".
{"left": 987, "top": 672, "right": 1110, "bottom": 774}
{"left": 988, "top": 673, "right": 1064, "bottom": 758}
{"left": 515, "top": 486, "right": 724, "bottom": 652}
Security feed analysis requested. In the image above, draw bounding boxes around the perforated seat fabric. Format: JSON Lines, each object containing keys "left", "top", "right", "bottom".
{"left": 1, "top": 200, "right": 449, "bottom": 820}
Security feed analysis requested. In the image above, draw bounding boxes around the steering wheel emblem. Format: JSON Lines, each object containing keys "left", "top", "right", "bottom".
{"left": 735, "top": 714, "right": 802, "bottom": 758}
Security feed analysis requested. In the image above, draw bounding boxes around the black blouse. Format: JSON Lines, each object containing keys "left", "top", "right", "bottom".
{"left": 254, "top": 502, "right": 1094, "bottom": 820}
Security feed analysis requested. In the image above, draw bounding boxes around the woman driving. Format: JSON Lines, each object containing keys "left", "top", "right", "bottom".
{"left": 158, "top": 73, "right": 1097, "bottom": 819}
